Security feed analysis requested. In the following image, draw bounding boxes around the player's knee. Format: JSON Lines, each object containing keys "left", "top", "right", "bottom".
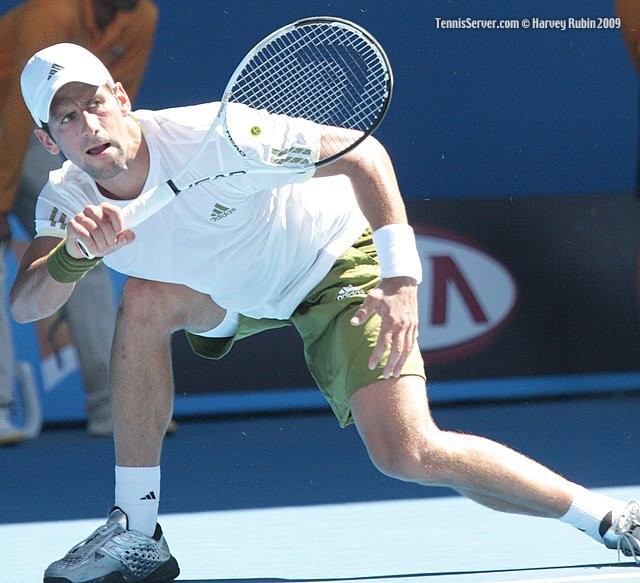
{"left": 367, "top": 433, "right": 445, "bottom": 485}
{"left": 119, "top": 278, "right": 181, "bottom": 330}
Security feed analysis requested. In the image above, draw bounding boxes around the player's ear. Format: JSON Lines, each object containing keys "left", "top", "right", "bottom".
{"left": 113, "top": 82, "right": 132, "bottom": 115}
{"left": 34, "top": 128, "right": 60, "bottom": 156}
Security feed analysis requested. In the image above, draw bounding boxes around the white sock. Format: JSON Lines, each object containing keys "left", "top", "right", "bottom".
{"left": 559, "top": 486, "right": 626, "bottom": 542}
{"left": 115, "top": 466, "right": 160, "bottom": 537}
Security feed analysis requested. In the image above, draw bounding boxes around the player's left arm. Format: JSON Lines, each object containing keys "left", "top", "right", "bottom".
{"left": 315, "top": 135, "right": 421, "bottom": 379}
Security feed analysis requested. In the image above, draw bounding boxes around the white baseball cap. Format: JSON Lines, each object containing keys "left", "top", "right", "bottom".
{"left": 20, "top": 43, "right": 114, "bottom": 127}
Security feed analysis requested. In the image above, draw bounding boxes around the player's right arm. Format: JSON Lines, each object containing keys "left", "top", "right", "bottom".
{"left": 10, "top": 202, "right": 134, "bottom": 323}
{"left": 9, "top": 235, "right": 76, "bottom": 323}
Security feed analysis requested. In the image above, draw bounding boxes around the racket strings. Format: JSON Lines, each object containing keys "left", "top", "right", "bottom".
{"left": 228, "top": 22, "right": 390, "bottom": 161}
{"left": 234, "top": 54, "right": 351, "bottom": 125}
{"left": 241, "top": 32, "right": 383, "bottom": 125}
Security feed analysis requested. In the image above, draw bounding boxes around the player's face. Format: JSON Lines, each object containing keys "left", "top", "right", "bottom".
{"left": 46, "top": 82, "right": 132, "bottom": 181}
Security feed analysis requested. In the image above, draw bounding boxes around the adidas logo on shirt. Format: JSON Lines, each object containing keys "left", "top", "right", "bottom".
{"left": 337, "top": 284, "right": 366, "bottom": 301}
{"left": 210, "top": 203, "right": 236, "bottom": 222}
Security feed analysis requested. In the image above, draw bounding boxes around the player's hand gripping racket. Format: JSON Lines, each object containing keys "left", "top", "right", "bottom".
{"left": 78, "top": 16, "right": 393, "bottom": 258}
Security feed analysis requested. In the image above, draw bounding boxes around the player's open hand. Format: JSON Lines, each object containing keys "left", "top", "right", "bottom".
{"left": 350, "top": 276, "right": 419, "bottom": 379}
{"left": 65, "top": 203, "right": 135, "bottom": 259}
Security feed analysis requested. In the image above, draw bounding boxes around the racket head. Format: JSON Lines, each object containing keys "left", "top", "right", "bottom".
{"left": 219, "top": 16, "right": 393, "bottom": 169}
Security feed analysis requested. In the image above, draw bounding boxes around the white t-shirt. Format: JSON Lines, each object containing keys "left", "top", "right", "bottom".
{"left": 34, "top": 102, "right": 368, "bottom": 320}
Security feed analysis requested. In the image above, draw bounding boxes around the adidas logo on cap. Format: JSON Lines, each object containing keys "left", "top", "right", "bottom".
{"left": 47, "top": 63, "right": 64, "bottom": 80}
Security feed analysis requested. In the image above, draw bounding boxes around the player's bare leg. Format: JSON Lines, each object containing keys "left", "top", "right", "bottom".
{"left": 349, "top": 376, "right": 575, "bottom": 517}
{"left": 44, "top": 279, "right": 224, "bottom": 582}
{"left": 111, "top": 278, "right": 226, "bottom": 467}
{"left": 350, "top": 376, "right": 640, "bottom": 559}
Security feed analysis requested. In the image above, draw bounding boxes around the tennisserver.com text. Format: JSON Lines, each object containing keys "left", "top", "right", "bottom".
{"left": 434, "top": 17, "right": 621, "bottom": 30}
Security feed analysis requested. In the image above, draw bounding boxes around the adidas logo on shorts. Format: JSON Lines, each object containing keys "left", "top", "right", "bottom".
{"left": 337, "top": 284, "right": 366, "bottom": 301}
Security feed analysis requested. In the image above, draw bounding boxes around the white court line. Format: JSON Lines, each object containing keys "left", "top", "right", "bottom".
{"left": 488, "top": 572, "right": 640, "bottom": 583}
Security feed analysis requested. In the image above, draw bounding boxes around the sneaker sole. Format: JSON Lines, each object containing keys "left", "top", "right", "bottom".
{"left": 43, "top": 556, "right": 180, "bottom": 583}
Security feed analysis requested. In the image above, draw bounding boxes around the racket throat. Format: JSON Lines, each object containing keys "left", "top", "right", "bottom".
{"left": 167, "top": 179, "right": 180, "bottom": 195}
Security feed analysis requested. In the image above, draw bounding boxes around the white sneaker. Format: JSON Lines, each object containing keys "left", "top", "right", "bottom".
{"left": 44, "top": 507, "right": 179, "bottom": 582}
{"left": 603, "top": 501, "right": 640, "bottom": 562}
{"left": 0, "top": 407, "right": 24, "bottom": 446}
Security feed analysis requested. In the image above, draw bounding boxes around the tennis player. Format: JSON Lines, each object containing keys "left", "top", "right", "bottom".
{"left": 12, "top": 43, "right": 640, "bottom": 583}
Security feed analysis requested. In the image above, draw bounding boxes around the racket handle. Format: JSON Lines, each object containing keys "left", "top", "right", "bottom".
{"left": 77, "top": 181, "right": 178, "bottom": 259}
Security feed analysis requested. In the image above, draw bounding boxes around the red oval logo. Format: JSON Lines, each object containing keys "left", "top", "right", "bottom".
{"left": 415, "top": 226, "right": 518, "bottom": 363}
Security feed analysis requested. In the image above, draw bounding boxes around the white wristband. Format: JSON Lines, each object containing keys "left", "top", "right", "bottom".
{"left": 372, "top": 224, "right": 422, "bottom": 283}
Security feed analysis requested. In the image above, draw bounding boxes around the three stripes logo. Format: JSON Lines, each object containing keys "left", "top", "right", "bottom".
{"left": 140, "top": 491, "right": 156, "bottom": 501}
{"left": 269, "top": 145, "right": 314, "bottom": 166}
{"left": 47, "top": 63, "right": 64, "bottom": 80}
{"left": 210, "top": 203, "right": 236, "bottom": 222}
{"left": 48, "top": 207, "right": 69, "bottom": 231}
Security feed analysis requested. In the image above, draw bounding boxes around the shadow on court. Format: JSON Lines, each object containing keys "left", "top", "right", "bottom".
{"left": 175, "top": 561, "right": 638, "bottom": 583}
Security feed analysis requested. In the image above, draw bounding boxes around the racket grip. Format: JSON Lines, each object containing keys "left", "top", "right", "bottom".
{"left": 77, "top": 181, "right": 178, "bottom": 259}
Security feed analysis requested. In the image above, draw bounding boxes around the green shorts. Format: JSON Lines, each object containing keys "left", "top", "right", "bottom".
{"left": 186, "top": 229, "right": 426, "bottom": 427}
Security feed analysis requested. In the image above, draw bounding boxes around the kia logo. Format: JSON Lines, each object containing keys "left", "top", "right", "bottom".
{"left": 415, "top": 226, "right": 518, "bottom": 363}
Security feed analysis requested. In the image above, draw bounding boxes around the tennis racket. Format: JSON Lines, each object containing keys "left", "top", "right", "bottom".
{"left": 79, "top": 16, "right": 392, "bottom": 258}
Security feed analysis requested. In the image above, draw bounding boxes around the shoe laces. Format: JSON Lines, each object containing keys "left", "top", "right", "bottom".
{"left": 67, "top": 511, "right": 126, "bottom": 559}
{"left": 614, "top": 502, "right": 640, "bottom": 563}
